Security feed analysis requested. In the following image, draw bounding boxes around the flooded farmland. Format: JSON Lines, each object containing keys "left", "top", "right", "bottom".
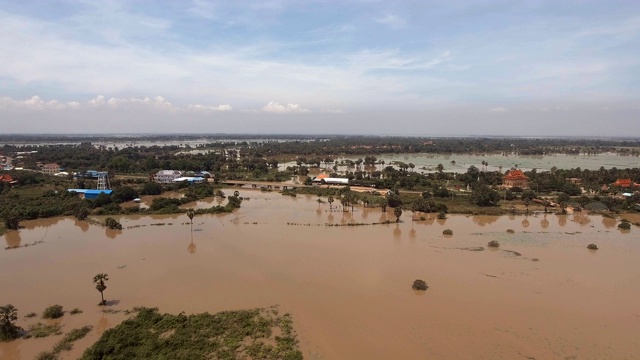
{"left": 1, "top": 190, "right": 639, "bottom": 359}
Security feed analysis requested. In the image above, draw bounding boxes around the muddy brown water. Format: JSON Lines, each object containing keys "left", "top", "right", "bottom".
{"left": 1, "top": 190, "right": 639, "bottom": 359}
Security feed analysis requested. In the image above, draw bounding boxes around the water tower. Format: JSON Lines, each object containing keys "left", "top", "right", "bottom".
{"left": 96, "top": 172, "right": 111, "bottom": 190}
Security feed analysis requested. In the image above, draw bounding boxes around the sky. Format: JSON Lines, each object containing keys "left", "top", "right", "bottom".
{"left": 0, "top": 0, "right": 639, "bottom": 136}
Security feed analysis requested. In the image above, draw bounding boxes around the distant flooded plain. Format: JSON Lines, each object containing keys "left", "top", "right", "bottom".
{"left": 1, "top": 191, "right": 639, "bottom": 359}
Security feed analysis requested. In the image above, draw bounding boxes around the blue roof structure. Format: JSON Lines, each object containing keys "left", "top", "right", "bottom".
{"left": 68, "top": 189, "right": 113, "bottom": 199}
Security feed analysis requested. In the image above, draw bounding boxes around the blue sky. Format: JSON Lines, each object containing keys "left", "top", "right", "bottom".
{"left": 1, "top": 0, "right": 639, "bottom": 136}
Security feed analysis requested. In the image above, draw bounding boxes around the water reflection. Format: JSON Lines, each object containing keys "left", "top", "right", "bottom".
{"left": 573, "top": 213, "right": 591, "bottom": 226}
{"left": 541, "top": 215, "right": 549, "bottom": 229}
{"left": 472, "top": 216, "right": 499, "bottom": 227}
{"left": 522, "top": 218, "right": 530, "bottom": 228}
{"left": 602, "top": 216, "right": 617, "bottom": 229}
{"left": 558, "top": 215, "right": 567, "bottom": 227}
{"left": 74, "top": 219, "right": 89, "bottom": 232}
{"left": 393, "top": 224, "right": 402, "bottom": 240}
{"left": 105, "top": 229, "right": 122, "bottom": 239}
{"left": 4, "top": 230, "right": 21, "bottom": 248}
{"left": 0, "top": 338, "right": 20, "bottom": 360}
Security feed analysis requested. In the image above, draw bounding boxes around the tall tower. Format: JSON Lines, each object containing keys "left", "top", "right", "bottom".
{"left": 97, "top": 172, "right": 111, "bottom": 190}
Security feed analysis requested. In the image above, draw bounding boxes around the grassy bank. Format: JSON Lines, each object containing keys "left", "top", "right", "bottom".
{"left": 80, "top": 307, "right": 303, "bottom": 360}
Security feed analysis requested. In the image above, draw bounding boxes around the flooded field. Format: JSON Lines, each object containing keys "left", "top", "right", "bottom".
{"left": 281, "top": 152, "right": 640, "bottom": 173}
{"left": 1, "top": 190, "right": 639, "bottom": 359}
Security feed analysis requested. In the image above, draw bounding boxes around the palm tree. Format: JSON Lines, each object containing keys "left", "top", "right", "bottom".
{"left": 93, "top": 273, "right": 109, "bottom": 306}
{"left": 0, "top": 304, "right": 20, "bottom": 341}
{"left": 186, "top": 209, "right": 195, "bottom": 227}
{"left": 328, "top": 196, "right": 334, "bottom": 210}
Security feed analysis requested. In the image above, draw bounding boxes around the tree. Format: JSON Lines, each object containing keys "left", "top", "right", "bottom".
{"left": 93, "top": 273, "right": 109, "bottom": 306}
{"left": 385, "top": 192, "right": 402, "bottom": 208}
{"left": 436, "top": 163, "right": 444, "bottom": 173}
{"left": 186, "top": 209, "right": 195, "bottom": 225}
{"left": 523, "top": 198, "right": 531, "bottom": 214}
{"left": 104, "top": 217, "right": 122, "bottom": 230}
{"left": 557, "top": 193, "right": 571, "bottom": 213}
{"left": 393, "top": 207, "right": 403, "bottom": 222}
{"left": 0, "top": 304, "right": 21, "bottom": 341}
{"left": 470, "top": 185, "right": 500, "bottom": 206}
{"left": 577, "top": 195, "right": 590, "bottom": 209}
{"left": 327, "top": 196, "right": 334, "bottom": 210}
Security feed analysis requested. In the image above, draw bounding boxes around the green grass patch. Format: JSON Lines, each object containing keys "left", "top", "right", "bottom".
{"left": 27, "top": 322, "right": 63, "bottom": 338}
{"left": 80, "top": 306, "right": 302, "bottom": 360}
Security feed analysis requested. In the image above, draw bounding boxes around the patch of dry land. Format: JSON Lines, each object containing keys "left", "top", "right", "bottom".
{"left": 1, "top": 190, "right": 639, "bottom": 359}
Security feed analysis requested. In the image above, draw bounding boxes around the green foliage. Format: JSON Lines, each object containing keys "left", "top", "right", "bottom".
{"left": 140, "top": 182, "right": 163, "bottom": 195}
{"left": 443, "top": 229, "right": 453, "bottom": 235}
{"left": 433, "top": 187, "right": 451, "bottom": 198}
{"left": 93, "top": 273, "right": 109, "bottom": 305}
{"left": 470, "top": 186, "right": 500, "bottom": 207}
{"left": 111, "top": 186, "right": 138, "bottom": 203}
{"left": 412, "top": 279, "right": 428, "bottom": 291}
{"left": 587, "top": 243, "right": 599, "bottom": 250}
{"left": 42, "top": 305, "right": 64, "bottom": 319}
{"left": 104, "top": 217, "right": 123, "bottom": 230}
{"left": 28, "top": 322, "right": 63, "bottom": 338}
{"left": 393, "top": 207, "right": 403, "bottom": 222}
{"left": 0, "top": 304, "right": 21, "bottom": 342}
{"left": 487, "top": 240, "right": 500, "bottom": 248}
{"left": 618, "top": 222, "right": 631, "bottom": 230}
{"left": 73, "top": 203, "right": 90, "bottom": 220}
{"left": 386, "top": 192, "right": 402, "bottom": 208}
{"left": 70, "top": 308, "right": 83, "bottom": 315}
{"left": 80, "top": 307, "right": 303, "bottom": 360}
{"left": 36, "top": 351, "right": 58, "bottom": 360}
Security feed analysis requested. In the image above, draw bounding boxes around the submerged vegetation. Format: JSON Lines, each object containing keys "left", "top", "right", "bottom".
{"left": 80, "top": 307, "right": 303, "bottom": 360}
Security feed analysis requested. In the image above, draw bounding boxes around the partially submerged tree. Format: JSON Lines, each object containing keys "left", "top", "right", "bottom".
{"left": 93, "top": 273, "right": 109, "bottom": 306}
{"left": 393, "top": 207, "right": 403, "bottom": 222}
{"left": 0, "top": 304, "right": 21, "bottom": 341}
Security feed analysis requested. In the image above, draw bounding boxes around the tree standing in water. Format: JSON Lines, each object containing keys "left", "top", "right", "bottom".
{"left": 394, "top": 207, "right": 403, "bottom": 222}
{"left": 0, "top": 304, "right": 21, "bottom": 341}
{"left": 93, "top": 273, "right": 109, "bottom": 306}
{"left": 327, "top": 196, "right": 334, "bottom": 210}
{"left": 187, "top": 209, "right": 195, "bottom": 228}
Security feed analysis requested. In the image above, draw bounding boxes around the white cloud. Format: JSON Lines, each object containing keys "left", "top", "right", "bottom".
{"left": 187, "top": 104, "right": 233, "bottom": 112}
{"left": 0, "top": 95, "right": 232, "bottom": 113}
{"left": 490, "top": 107, "right": 508, "bottom": 112}
{"left": 374, "top": 14, "right": 407, "bottom": 29}
{"left": 262, "top": 101, "right": 311, "bottom": 113}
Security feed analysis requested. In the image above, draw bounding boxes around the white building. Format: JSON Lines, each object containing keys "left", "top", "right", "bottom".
{"left": 154, "top": 170, "right": 183, "bottom": 183}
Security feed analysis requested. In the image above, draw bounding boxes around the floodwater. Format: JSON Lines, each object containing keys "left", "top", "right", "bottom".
{"left": 280, "top": 152, "right": 640, "bottom": 173}
{"left": 1, "top": 191, "right": 639, "bottom": 359}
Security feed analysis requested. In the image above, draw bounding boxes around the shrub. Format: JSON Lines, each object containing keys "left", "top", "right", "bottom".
{"left": 35, "top": 351, "right": 57, "bottom": 360}
{"left": 487, "top": 240, "right": 500, "bottom": 248}
{"left": 42, "top": 305, "right": 64, "bottom": 319}
{"left": 28, "top": 322, "right": 62, "bottom": 338}
{"left": 587, "top": 243, "right": 598, "bottom": 250}
{"left": 437, "top": 211, "right": 446, "bottom": 220}
{"left": 412, "top": 279, "right": 428, "bottom": 291}
{"left": 70, "top": 308, "right": 82, "bottom": 315}
{"left": 618, "top": 222, "right": 631, "bottom": 230}
{"left": 442, "top": 229, "right": 453, "bottom": 236}
{"left": 506, "top": 229, "right": 515, "bottom": 233}
{"left": 104, "top": 217, "right": 123, "bottom": 230}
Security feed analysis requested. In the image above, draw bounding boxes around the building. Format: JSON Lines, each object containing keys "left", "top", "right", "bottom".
{"left": 154, "top": 170, "right": 183, "bottom": 183}
{"left": 0, "top": 174, "right": 16, "bottom": 185}
{"left": 312, "top": 175, "right": 349, "bottom": 185}
{"left": 612, "top": 179, "right": 640, "bottom": 189}
{"left": 503, "top": 169, "right": 529, "bottom": 189}
{"left": 566, "top": 178, "right": 583, "bottom": 185}
{"left": 67, "top": 189, "right": 113, "bottom": 199}
{"left": 172, "top": 177, "right": 205, "bottom": 184}
{"left": 41, "top": 163, "right": 61, "bottom": 175}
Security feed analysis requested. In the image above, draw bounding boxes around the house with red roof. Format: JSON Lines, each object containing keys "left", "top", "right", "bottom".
{"left": 503, "top": 169, "right": 529, "bottom": 189}
{"left": 612, "top": 178, "right": 640, "bottom": 189}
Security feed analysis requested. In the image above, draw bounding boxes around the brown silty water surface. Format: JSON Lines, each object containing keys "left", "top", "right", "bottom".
{"left": 1, "top": 190, "right": 640, "bottom": 359}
